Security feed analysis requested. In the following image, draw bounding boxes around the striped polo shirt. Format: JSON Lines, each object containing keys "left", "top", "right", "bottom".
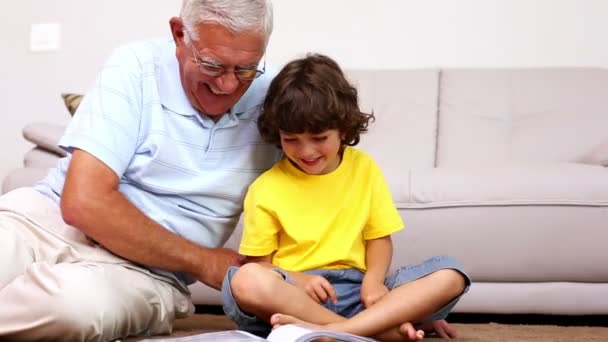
{"left": 35, "top": 38, "right": 281, "bottom": 287}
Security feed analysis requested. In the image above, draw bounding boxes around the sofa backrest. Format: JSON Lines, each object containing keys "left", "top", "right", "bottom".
{"left": 345, "top": 69, "right": 440, "bottom": 203}
{"left": 436, "top": 68, "right": 608, "bottom": 166}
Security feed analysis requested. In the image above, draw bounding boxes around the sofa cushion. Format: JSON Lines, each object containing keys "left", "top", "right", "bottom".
{"left": 22, "top": 122, "right": 67, "bottom": 157}
{"left": 436, "top": 68, "right": 608, "bottom": 166}
{"left": 394, "top": 204, "right": 608, "bottom": 283}
{"left": 345, "top": 69, "right": 440, "bottom": 202}
{"left": 390, "top": 163, "right": 608, "bottom": 284}
{"left": 399, "top": 162, "right": 608, "bottom": 208}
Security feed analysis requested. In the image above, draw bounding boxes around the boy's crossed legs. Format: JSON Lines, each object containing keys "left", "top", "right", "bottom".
{"left": 222, "top": 256, "right": 470, "bottom": 341}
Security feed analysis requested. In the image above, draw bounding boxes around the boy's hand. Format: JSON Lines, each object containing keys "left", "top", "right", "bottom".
{"left": 290, "top": 272, "right": 338, "bottom": 304}
{"left": 360, "top": 278, "right": 389, "bottom": 307}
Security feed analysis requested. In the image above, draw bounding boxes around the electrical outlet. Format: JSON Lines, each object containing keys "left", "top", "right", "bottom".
{"left": 30, "top": 22, "right": 62, "bottom": 52}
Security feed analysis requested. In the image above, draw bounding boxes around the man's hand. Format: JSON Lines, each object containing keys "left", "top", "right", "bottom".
{"left": 195, "top": 248, "right": 242, "bottom": 290}
{"left": 289, "top": 272, "right": 337, "bottom": 304}
{"left": 360, "top": 278, "right": 389, "bottom": 307}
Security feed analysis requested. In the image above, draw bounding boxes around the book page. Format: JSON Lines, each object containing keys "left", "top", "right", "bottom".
{"left": 139, "top": 330, "right": 267, "bottom": 342}
{"left": 267, "top": 324, "right": 378, "bottom": 342}
{"left": 266, "top": 324, "right": 313, "bottom": 342}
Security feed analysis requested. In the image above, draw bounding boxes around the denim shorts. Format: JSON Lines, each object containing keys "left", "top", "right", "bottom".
{"left": 221, "top": 255, "right": 471, "bottom": 337}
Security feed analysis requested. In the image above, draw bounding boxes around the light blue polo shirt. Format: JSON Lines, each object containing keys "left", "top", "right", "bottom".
{"left": 35, "top": 38, "right": 281, "bottom": 288}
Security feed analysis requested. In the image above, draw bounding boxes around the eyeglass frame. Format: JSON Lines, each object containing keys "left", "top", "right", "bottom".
{"left": 183, "top": 29, "right": 266, "bottom": 82}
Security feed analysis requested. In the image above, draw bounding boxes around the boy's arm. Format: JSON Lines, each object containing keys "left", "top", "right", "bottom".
{"left": 361, "top": 235, "right": 393, "bottom": 307}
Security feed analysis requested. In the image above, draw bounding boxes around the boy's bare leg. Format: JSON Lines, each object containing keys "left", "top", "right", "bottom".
{"left": 271, "top": 269, "right": 465, "bottom": 340}
{"left": 230, "top": 263, "right": 347, "bottom": 324}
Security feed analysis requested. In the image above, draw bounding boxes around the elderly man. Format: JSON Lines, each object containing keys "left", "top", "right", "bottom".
{"left": 0, "top": 0, "right": 278, "bottom": 340}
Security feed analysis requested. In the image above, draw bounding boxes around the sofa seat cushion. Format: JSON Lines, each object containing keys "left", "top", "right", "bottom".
{"left": 394, "top": 203, "right": 608, "bottom": 282}
{"left": 386, "top": 162, "right": 608, "bottom": 283}
{"left": 398, "top": 162, "right": 608, "bottom": 208}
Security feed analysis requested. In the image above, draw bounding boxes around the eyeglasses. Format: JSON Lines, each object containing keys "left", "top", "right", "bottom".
{"left": 185, "top": 30, "right": 265, "bottom": 82}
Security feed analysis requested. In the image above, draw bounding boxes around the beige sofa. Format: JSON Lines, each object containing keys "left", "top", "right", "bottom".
{"left": 4, "top": 68, "right": 608, "bottom": 315}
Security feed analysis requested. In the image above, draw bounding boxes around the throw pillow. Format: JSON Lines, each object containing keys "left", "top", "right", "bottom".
{"left": 579, "top": 140, "right": 608, "bottom": 167}
{"left": 61, "top": 93, "right": 83, "bottom": 116}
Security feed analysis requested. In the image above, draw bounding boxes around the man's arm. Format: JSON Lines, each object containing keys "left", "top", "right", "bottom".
{"left": 60, "top": 149, "right": 239, "bottom": 289}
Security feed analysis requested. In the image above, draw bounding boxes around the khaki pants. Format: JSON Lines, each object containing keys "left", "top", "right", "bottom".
{"left": 0, "top": 188, "right": 194, "bottom": 342}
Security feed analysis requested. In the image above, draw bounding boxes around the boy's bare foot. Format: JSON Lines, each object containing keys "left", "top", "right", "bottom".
{"left": 272, "top": 313, "right": 425, "bottom": 341}
{"left": 270, "top": 313, "right": 318, "bottom": 330}
{"left": 399, "top": 322, "right": 425, "bottom": 341}
{"left": 416, "top": 320, "right": 457, "bottom": 339}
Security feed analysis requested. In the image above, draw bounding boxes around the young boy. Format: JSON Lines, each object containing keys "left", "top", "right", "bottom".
{"left": 221, "top": 54, "right": 470, "bottom": 341}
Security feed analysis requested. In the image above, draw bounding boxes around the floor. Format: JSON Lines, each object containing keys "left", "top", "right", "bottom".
{"left": 125, "top": 313, "right": 608, "bottom": 342}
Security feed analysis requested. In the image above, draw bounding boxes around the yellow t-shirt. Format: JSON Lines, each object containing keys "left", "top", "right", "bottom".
{"left": 239, "top": 147, "right": 404, "bottom": 272}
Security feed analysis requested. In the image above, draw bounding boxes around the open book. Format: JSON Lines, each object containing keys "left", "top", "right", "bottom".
{"left": 139, "top": 323, "right": 378, "bottom": 342}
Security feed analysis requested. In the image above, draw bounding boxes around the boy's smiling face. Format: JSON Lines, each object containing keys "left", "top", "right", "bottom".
{"left": 279, "top": 129, "right": 342, "bottom": 175}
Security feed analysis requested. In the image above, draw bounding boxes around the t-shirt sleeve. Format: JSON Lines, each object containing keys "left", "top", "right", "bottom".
{"left": 239, "top": 178, "right": 281, "bottom": 256}
{"left": 59, "top": 45, "right": 142, "bottom": 178}
{"left": 363, "top": 162, "right": 404, "bottom": 240}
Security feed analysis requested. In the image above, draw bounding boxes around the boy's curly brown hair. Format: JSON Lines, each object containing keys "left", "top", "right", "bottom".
{"left": 258, "top": 53, "right": 374, "bottom": 147}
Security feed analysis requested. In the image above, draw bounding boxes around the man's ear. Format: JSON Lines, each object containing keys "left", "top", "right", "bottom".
{"left": 169, "top": 17, "right": 188, "bottom": 60}
{"left": 169, "top": 17, "right": 186, "bottom": 47}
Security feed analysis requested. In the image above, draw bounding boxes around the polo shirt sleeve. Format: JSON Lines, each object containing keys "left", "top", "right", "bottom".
{"left": 239, "top": 178, "right": 281, "bottom": 256}
{"left": 363, "top": 161, "right": 405, "bottom": 240}
{"left": 59, "top": 45, "right": 142, "bottom": 178}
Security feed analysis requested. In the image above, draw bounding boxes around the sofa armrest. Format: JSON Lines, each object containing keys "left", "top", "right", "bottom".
{"left": 24, "top": 147, "right": 62, "bottom": 168}
{"left": 22, "top": 122, "right": 67, "bottom": 157}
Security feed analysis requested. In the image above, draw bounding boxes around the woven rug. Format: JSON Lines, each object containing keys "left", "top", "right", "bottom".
{"left": 124, "top": 314, "right": 608, "bottom": 341}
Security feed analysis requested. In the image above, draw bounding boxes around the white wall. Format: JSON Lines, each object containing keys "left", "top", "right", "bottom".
{"left": 2, "top": 0, "right": 608, "bottom": 181}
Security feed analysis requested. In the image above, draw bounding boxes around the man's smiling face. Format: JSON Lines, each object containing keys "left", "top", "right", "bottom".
{"left": 172, "top": 20, "right": 265, "bottom": 120}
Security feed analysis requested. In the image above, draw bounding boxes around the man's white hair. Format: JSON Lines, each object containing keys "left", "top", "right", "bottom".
{"left": 180, "top": 0, "right": 273, "bottom": 47}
